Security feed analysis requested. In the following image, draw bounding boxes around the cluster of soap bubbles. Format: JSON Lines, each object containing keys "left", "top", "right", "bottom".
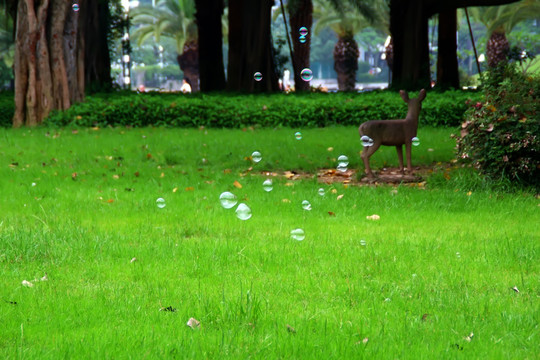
{"left": 360, "top": 135, "right": 374, "bottom": 147}
{"left": 215, "top": 149, "right": 318, "bottom": 241}
{"left": 299, "top": 27, "right": 308, "bottom": 44}
{"left": 337, "top": 155, "right": 349, "bottom": 172}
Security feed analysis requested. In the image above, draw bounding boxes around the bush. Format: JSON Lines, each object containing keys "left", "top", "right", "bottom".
{"left": 456, "top": 64, "right": 540, "bottom": 189}
{"left": 0, "top": 91, "right": 13, "bottom": 127}
{"left": 43, "top": 89, "right": 481, "bottom": 128}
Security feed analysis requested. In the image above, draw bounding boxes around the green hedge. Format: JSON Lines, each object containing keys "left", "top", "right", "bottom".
{"left": 0, "top": 90, "right": 482, "bottom": 128}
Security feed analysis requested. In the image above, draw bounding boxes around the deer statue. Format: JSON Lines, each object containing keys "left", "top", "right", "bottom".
{"left": 358, "top": 89, "right": 426, "bottom": 178}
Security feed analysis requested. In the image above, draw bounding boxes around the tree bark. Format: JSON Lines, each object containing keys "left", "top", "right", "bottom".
{"left": 390, "top": 0, "right": 521, "bottom": 91}
{"left": 288, "top": 0, "right": 313, "bottom": 92}
{"left": 227, "top": 0, "right": 279, "bottom": 92}
{"left": 390, "top": 0, "right": 431, "bottom": 90}
{"left": 195, "top": 0, "right": 226, "bottom": 92}
{"left": 436, "top": 9, "right": 459, "bottom": 90}
{"left": 177, "top": 40, "right": 199, "bottom": 92}
{"left": 13, "top": 0, "right": 84, "bottom": 127}
{"left": 83, "top": 0, "right": 112, "bottom": 92}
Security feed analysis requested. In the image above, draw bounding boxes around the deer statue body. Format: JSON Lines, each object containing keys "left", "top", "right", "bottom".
{"left": 358, "top": 89, "right": 426, "bottom": 178}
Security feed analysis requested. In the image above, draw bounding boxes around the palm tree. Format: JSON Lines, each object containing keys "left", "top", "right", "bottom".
{"left": 469, "top": 0, "right": 540, "bottom": 68}
{"left": 131, "top": 0, "right": 199, "bottom": 91}
{"left": 313, "top": 0, "right": 382, "bottom": 91}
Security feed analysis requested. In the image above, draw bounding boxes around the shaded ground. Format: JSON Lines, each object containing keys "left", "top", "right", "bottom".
{"left": 259, "top": 163, "right": 453, "bottom": 186}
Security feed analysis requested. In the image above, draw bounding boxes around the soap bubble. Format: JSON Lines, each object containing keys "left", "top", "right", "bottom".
{"left": 302, "top": 200, "right": 311, "bottom": 211}
{"left": 219, "top": 192, "right": 237, "bottom": 209}
{"left": 156, "top": 197, "right": 166, "bottom": 209}
{"left": 337, "top": 163, "right": 348, "bottom": 172}
{"left": 290, "top": 228, "right": 305, "bottom": 241}
{"left": 235, "top": 203, "right": 252, "bottom": 220}
{"left": 338, "top": 155, "right": 349, "bottom": 166}
{"left": 251, "top": 151, "right": 262, "bottom": 163}
{"left": 253, "top": 72, "right": 263, "bottom": 81}
{"left": 300, "top": 68, "right": 313, "bottom": 81}
{"left": 72, "top": 3, "right": 80, "bottom": 12}
{"left": 295, "top": 131, "right": 302, "bottom": 140}
{"left": 263, "top": 179, "right": 273, "bottom": 192}
{"left": 299, "top": 27, "right": 308, "bottom": 36}
{"left": 318, "top": 188, "right": 325, "bottom": 196}
{"left": 412, "top": 137, "right": 420, "bottom": 146}
{"left": 299, "top": 35, "right": 307, "bottom": 43}
{"left": 361, "top": 135, "right": 374, "bottom": 147}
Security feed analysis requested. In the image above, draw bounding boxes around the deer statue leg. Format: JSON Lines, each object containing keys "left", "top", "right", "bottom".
{"left": 395, "top": 145, "right": 404, "bottom": 174}
{"left": 405, "top": 142, "right": 413, "bottom": 173}
{"left": 361, "top": 142, "right": 381, "bottom": 178}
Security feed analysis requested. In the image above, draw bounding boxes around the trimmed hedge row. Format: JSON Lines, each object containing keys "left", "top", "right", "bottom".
{"left": 0, "top": 90, "right": 482, "bottom": 128}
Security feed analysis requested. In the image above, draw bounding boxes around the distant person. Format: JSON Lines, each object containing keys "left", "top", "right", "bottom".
{"left": 181, "top": 78, "right": 192, "bottom": 93}
{"left": 138, "top": 84, "right": 146, "bottom": 92}
{"left": 283, "top": 68, "right": 290, "bottom": 91}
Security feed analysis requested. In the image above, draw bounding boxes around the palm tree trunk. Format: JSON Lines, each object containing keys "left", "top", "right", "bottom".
{"left": 177, "top": 40, "right": 199, "bottom": 92}
{"left": 487, "top": 29, "right": 509, "bottom": 68}
{"left": 333, "top": 33, "right": 359, "bottom": 92}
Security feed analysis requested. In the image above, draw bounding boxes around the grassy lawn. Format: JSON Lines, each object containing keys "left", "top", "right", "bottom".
{"left": 0, "top": 126, "right": 538, "bottom": 359}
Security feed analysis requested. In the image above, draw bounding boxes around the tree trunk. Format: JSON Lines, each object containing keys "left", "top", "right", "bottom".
{"left": 177, "top": 40, "right": 199, "bottom": 92}
{"left": 436, "top": 9, "right": 459, "bottom": 90}
{"left": 83, "top": 0, "right": 112, "bottom": 92}
{"left": 13, "top": 0, "right": 84, "bottom": 127}
{"left": 487, "top": 29, "right": 509, "bottom": 68}
{"left": 389, "top": 0, "right": 520, "bottom": 91}
{"left": 333, "top": 33, "right": 359, "bottom": 92}
{"left": 288, "top": 0, "right": 313, "bottom": 92}
{"left": 195, "top": 0, "right": 226, "bottom": 92}
{"left": 389, "top": 0, "right": 431, "bottom": 91}
{"left": 227, "top": 0, "right": 279, "bottom": 92}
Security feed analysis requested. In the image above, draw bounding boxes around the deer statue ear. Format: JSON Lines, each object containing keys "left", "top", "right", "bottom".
{"left": 418, "top": 89, "right": 427, "bottom": 102}
{"left": 399, "top": 90, "right": 410, "bottom": 102}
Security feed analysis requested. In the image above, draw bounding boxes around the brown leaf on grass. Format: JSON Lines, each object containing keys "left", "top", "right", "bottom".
{"left": 160, "top": 172, "right": 165, "bottom": 178}
{"left": 106, "top": 199, "right": 114, "bottom": 203}
{"left": 284, "top": 171, "right": 296, "bottom": 179}
{"left": 421, "top": 313, "right": 430, "bottom": 322}
{"left": 134, "top": 171, "right": 140, "bottom": 177}
{"left": 146, "top": 153, "right": 152, "bottom": 159}
{"left": 233, "top": 180, "right": 242, "bottom": 189}
{"left": 328, "top": 211, "right": 335, "bottom": 216}
{"left": 71, "top": 172, "right": 77, "bottom": 180}
{"left": 286, "top": 324, "right": 296, "bottom": 333}
{"left": 185, "top": 187, "right": 195, "bottom": 191}
{"left": 187, "top": 317, "right": 200, "bottom": 329}
{"left": 223, "top": 169, "right": 232, "bottom": 174}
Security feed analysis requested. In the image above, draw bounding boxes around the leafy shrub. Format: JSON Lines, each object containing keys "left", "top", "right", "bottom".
{"left": 43, "top": 90, "right": 480, "bottom": 128}
{"left": 456, "top": 64, "right": 539, "bottom": 189}
{"left": 0, "top": 91, "right": 13, "bottom": 127}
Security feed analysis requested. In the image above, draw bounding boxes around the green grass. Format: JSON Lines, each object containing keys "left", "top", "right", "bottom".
{"left": 0, "top": 127, "right": 538, "bottom": 359}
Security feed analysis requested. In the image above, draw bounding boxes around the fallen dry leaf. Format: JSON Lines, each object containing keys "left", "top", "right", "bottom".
{"left": 331, "top": 189, "right": 338, "bottom": 194}
{"left": 223, "top": 169, "right": 231, "bottom": 174}
{"left": 282, "top": 199, "right": 291, "bottom": 203}
{"left": 337, "top": 194, "right": 344, "bottom": 200}
{"left": 286, "top": 324, "right": 296, "bottom": 333}
{"left": 173, "top": 187, "right": 178, "bottom": 193}
{"left": 187, "top": 317, "right": 200, "bottom": 329}
{"left": 512, "top": 286, "right": 519, "bottom": 293}
{"left": 464, "top": 332, "right": 474, "bottom": 342}
{"left": 112, "top": 174, "right": 119, "bottom": 180}
{"left": 130, "top": 257, "right": 137, "bottom": 263}
{"left": 363, "top": 337, "right": 369, "bottom": 344}
{"left": 160, "top": 172, "right": 165, "bottom": 178}
{"left": 421, "top": 313, "right": 430, "bottom": 322}
{"left": 366, "top": 214, "right": 380, "bottom": 220}
{"left": 185, "top": 187, "right": 195, "bottom": 191}
{"left": 22, "top": 280, "right": 34, "bottom": 288}
{"left": 106, "top": 199, "right": 114, "bottom": 203}
{"left": 327, "top": 147, "right": 334, "bottom": 152}
{"left": 328, "top": 211, "right": 335, "bottom": 216}
{"left": 233, "top": 180, "right": 242, "bottom": 189}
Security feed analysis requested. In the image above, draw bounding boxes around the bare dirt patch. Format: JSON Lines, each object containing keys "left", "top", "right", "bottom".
{"left": 259, "top": 164, "right": 447, "bottom": 186}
